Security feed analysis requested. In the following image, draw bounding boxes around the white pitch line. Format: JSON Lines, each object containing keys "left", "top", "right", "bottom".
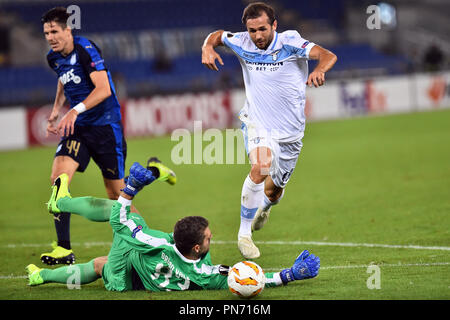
{"left": 0, "top": 275, "right": 27, "bottom": 280}
{"left": 263, "top": 261, "right": 450, "bottom": 272}
{"left": 3, "top": 242, "right": 112, "bottom": 248}
{"left": 3, "top": 262, "right": 449, "bottom": 280}
{"left": 212, "top": 240, "right": 450, "bottom": 251}
{"left": 3, "top": 240, "right": 450, "bottom": 251}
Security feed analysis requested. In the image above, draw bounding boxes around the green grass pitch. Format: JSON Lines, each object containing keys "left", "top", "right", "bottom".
{"left": 0, "top": 109, "right": 449, "bottom": 300}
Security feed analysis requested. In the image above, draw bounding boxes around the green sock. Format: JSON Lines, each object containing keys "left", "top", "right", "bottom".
{"left": 56, "top": 197, "right": 115, "bottom": 222}
{"left": 40, "top": 259, "right": 99, "bottom": 285}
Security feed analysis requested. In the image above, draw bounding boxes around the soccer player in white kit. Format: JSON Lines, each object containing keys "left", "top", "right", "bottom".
{"left": 202, "top": 2, "right": 337, "bottom": 259}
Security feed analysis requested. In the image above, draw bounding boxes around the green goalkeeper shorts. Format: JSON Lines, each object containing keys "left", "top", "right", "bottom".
{"left": 101, "top": 233, "right": 135, "bottom": 292}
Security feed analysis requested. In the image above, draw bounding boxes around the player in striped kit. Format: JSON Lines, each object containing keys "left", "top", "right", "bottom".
{"left": 26, "top": 162, "right": 320, "bottom": 291}
{"left": 202, "top": 2, "right": 337, "bottom": 259}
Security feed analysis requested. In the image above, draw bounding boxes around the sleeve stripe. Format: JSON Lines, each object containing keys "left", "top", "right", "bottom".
{"left": 220, "top": 31, "right": 229, "bottom": 44}
{"left": 117, "top": 197, "right": 170, "bottom": 248}
{"left": 265, "top": 272, "right": 283, "bottom": 286}
{"left": 193, "top": 263, "right": 221, "bottom": 275}
{"left": 75, "top": 37, "right": 106, "bottom": 71}
{"left": 304, "top": 42, "right": 315, "bottom": 59}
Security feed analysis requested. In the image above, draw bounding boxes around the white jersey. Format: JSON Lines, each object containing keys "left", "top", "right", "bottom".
{"left": 222, "top": 30, "right": 315, "bottom": 143}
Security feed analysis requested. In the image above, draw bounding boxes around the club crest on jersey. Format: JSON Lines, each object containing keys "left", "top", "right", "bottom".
{"left": 70, "top": 53, "right": 77, "bottom": 65}
{"left": 270, "top": 49, "right": 281, "bottom": 61}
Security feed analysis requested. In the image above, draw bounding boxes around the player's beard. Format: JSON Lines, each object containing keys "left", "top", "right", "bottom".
{"left": 198, "top": 249, "right": 209, "bottom": 260}
{"left": 255, "top": 30, "right": 274, "bottom": 50}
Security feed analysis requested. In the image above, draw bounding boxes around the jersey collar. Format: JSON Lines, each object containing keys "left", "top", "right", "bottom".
{"left": 269, "top": 31, "right": 279, "bottom": 51}
{"left": 172, "top": 244, "right": 201, "bottom": 264}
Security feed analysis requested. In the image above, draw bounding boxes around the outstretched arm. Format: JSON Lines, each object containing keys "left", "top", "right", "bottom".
{"left": 202, "top": 30, "right": 225, "bottom": 71}
{"left": 109, "top": 163, "right": 173, "bottom": 251}
{"left": 205, "top": 250, "right": 320, "bottom": 290}
{"left": 279, "top": 250, "right": 320, "bottom": 284}
{"left": 256, "top": 250, "right": 321, "bottom": 289}
{"left": 306, "top": 45, "right": 337, "bottom": 88}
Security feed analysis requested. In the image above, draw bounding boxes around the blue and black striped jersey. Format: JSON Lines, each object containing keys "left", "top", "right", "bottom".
{"left": 46, "top": 36, "right": 122, "bottom": 126}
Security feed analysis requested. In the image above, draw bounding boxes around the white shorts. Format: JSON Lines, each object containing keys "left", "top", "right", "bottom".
{"left": 240, "top": 119, "right": 303, "bottom": 188}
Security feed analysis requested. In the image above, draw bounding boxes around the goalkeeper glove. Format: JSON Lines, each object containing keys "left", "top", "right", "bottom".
{"left": 121, "top": 162, "right": 155, "bottom": 197}
{"left": 280, "top": 250, "right": 320, "bottom": 284}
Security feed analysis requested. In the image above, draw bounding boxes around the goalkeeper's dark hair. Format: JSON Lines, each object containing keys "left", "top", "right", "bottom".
{"left": 41, "top": 7, "right": 70, "bottom": 28}
{"left": 242, "top": 2, "right": 276, "bottom": 25}
{"left": 174, "top": 216, "right": 209, "bottom": 255}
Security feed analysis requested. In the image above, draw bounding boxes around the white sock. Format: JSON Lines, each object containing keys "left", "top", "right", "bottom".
{"left": 238, "top": 175, "right": 264, "bottom": 238}
{"left": 261, "top": 189, "right": 285, "bottom": 211}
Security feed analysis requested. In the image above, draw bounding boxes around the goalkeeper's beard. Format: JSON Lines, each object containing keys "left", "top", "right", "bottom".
{"left": 198, "top": 249, "right": 209, "bottom": 260}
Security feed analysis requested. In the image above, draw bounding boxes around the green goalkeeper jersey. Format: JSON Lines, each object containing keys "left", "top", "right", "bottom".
{"left": 104, "top": 198, "right": 282, "bottom": 292}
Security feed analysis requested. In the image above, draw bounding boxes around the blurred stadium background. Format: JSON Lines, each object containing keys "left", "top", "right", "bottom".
{"left": 0, "top": 0, "right": 449, "bottom": 301}
{"left": 0, "top": 0, "right": 449, "bottom": 150}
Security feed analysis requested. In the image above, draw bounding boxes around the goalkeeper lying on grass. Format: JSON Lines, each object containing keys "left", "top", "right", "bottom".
{"left": 27, "top": 160, "right": 320, "bottom": 291}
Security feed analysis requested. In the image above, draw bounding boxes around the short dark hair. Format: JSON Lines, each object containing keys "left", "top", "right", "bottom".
{"left": 173, "top": 216, "right": 209, "bottom": 255}
{"left": 41, "top": 7, "right": 70, "bottom": 28}
{"left": 242, "top": 2, "right": 276, "bottom": 25}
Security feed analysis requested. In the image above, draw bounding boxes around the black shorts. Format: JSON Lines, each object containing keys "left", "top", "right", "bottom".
{"left": 55, "top": 122, "right": 127, "bottom": 180}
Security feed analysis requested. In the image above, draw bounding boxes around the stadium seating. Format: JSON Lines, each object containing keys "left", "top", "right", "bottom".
{"left": 0, "top": 0, "right": 410, "bottom": 106}
{"left": 309, "top": 44, "right": 410, "bottom": 76}
{"left": 2, "top": 0, "right": 243, "bottom": 32}
{"left": 0, "top": 43, "right": 410, "bottom": 105}
{"left": 277, "top": 0, "right": 345, "bottom": 28}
